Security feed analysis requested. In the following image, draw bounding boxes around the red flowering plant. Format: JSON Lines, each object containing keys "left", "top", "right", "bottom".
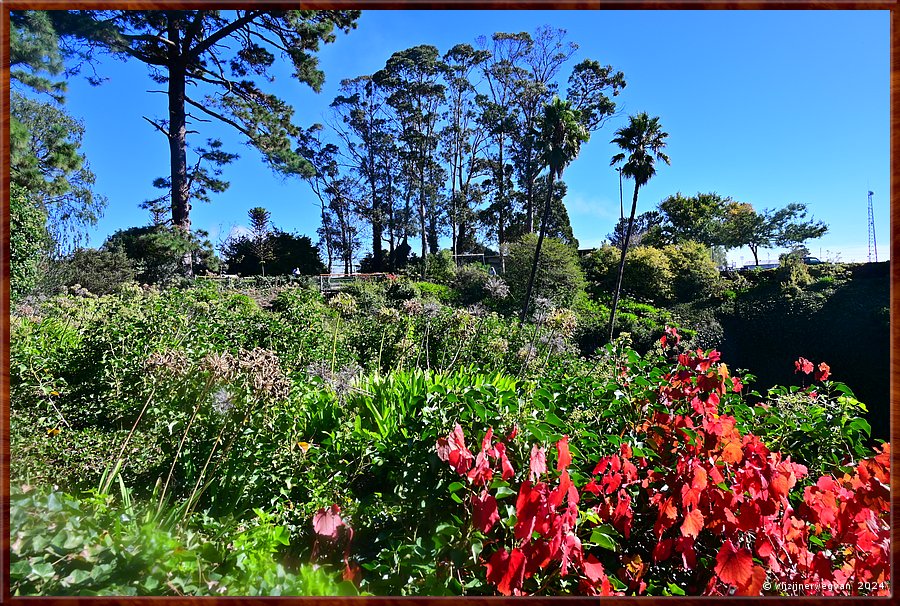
{"left": 435, "top": 345, "right": 890, "bottom": 596}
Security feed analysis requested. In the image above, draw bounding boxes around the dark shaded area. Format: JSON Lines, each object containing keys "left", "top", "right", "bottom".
{"left": 717, "top": 262, "right": 889, "bottom": 440}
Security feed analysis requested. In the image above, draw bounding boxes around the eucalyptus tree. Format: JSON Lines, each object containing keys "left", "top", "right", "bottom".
{"left": 374, "top": 45, "right": 447, "bottom": 277}
{"left": 52, "top": 9, "right": 359, "bottom": 273}
{"left": 520, "top": 97, "right": 589, "bottom": 322}
{"left": 510, "top": 26, "right": 577, "bottom": 235}
{"left": 297, "top": 124, "right": 347, "bottom": 273}
{"left": 477, "top": 31, "right": 531, "bottom": 272}
{"left": 566, "top": 59, "right": 627, "bottom": 132}
{"left": 330, "top": 75, "right": 397, "bottom": 271}
{"left": 608, "top": 113, "right": 671, "bottom": 340}
{"left": 440, "top": 43, "right": 492, "bottom": 257}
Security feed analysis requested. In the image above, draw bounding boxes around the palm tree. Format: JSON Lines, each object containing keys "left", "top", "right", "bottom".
{"left": 520, "top": 97, "right": 589, "bottom": 323}
{"left": 608, "top": 113, "right": 670, "bottom": 340}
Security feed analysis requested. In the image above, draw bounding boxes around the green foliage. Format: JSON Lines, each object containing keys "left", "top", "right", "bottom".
{"left": 50, "top": 248, "right": 136, "bottom": 296}
{"left": 729, "top": 382, "right": 873, "bottom": 479}
{"left": 620, "top": 246, "right": 674, "bottom": 304}
{"left": 9, "top": 271, "right": 884, "bottom": 596}
{"left": 430, "top": 250, "right": 459, "bottom": 284}
{"left": 776, "top": 252, "right": 814, "bottom": 295}
{"left": 414, "top": 282, "right": 455, "bottom": 303}
{"left": 656, "top": 192, "right": 730, "bottom": 246}
{"left": 104, "top": 225, "right": 219, "bottom": 284}
{"left": 506, "top": 234, "right": 585, "bottom": 308}
{"left": 10, "top": 10, "right": 67, "bottom": 100}
{"left": 585, "top": 243, "right": 720, "bottom": 305}
{"left": 10, "top": 184, "right": 49, "bottom": 302}
{"left": 11, "top": 92, "right": 106, "bottom": 253}
{"left": 662, "top": 241, "right": 723, "bottom": 301}
{"left": 452, "top": 263, "right": 491, "bottom": 305}
{"left": 224, "top": 229, "right": 325, "bottom": 277}
{"left": 10, "top": 486, "right": 357, "bottom": 596}
{"left": 246, "top": 207, "right": 275, "bottom": 275}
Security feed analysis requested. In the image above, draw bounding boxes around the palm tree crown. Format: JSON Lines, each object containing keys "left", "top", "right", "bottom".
{"left": 519, "top": 96, "right": 589, "bottom": 323}
{"left": 540, "top": 96, "right": 590, "bottom": 179}
{"left": 610, "top": 112, "right": 670, "bottom": 186}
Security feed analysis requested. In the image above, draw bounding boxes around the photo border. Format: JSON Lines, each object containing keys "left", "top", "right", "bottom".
{"left": 1, "top": 1, "right": 896, "bottom": 603}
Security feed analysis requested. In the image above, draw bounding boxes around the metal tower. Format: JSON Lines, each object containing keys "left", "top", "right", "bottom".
{"left": 867, "top": 190, "right": 878, "bottom": 263}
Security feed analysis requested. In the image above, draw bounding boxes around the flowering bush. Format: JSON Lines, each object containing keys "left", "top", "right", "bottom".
{"left": 435, "top": 346, "right": 890, "bottom": 596}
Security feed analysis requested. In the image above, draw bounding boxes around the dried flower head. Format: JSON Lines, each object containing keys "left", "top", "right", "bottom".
{"left": 145, "top": 350, "right": 191, "bottom": 377}
{"left": 239, "top": 347, "right": 291, "bottom": 400}
{"left": 539, "top": 333, "right": 569, "bottom": 355}
{"left": 517, "top": 343, "right": 539, "bottom": 362}
{"left": 201, "top": 351, "right": 239, "bottom": 382}
{"left": 376, "top": 306, "right": 401, "bottom": 323}
{"left": 484, "top": 275, "right": 510, "bottom": 299}
{"left": 467, "top": 303, "right": 488, "bottom": 318}
{"left": 401, "top": 298, "right": 423, "bottom": 316}
{"left": 306, "top": 361, "right": 360, "bottom": 399}
{"left": 211, "top": 387, "right": 235, "bottom": 415}
{"left": 532, "top": 297, "right": 555, "bottom": 324}
{"left": 421, "top": 300, "right": 443, "bottom": 319}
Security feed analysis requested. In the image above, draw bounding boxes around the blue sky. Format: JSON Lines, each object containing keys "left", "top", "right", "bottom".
{"left": 56, "top": 9, "right": 889, "bottom": 265}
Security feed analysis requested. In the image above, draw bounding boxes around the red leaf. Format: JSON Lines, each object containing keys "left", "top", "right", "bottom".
{"left": 715, "top": 539, "right": 753, "bottom": 586}
{"left": 313, "top": 504, "right": 345, "bottom": 539}
{"left": 485, "top": 548, "right": 527, "bottom": 596}
{"left": 467, "top": 450, "right": 494, "bottom": 486}
{"left": 495, "top": 441, "right": 515, "bottom": 480}
{"left": 550, "top": 469, "right": 573, "bottom": 508}
{"left": 653, "top": 538, "right": 674, "bottom": 562}
{"left": 721, "top": 439, "right": 743, "bottom": 464}
{"left": 529, "top": 444, "right": 547, "bottom": 481}
{"left": 680, "top": 508, "right": 704, "bottom": 538}
{"left": 515, "top": 480, "right": 548, "bottom": 541}
{"left": 443, "top": 424, "right": 475, "bottom": 474}
{"left": 472, "top": 489, "right": 500, "bottom": 533}
{"left": 814, "top": 361, "right": 830, "bottom": 382}
{"left": 736, "top": 565, "right": 767, "bottom": 595}
{"left": 794, "top": 357, "right": 814, "bottom": 374}
{"left": 481, "top": 427, "right": 498, "bottom": 457}
{"left": 559, "top": 533, "right": 583, "bottom": 577}
{"left": 556, "top": 435, "right": 572, "bottom": 471}
{"left": 583, "top": 553, "right": 607, "bottom": 583}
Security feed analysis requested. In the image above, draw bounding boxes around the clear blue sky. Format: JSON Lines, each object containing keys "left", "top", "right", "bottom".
{"left": 58, "top": 10, "right": 889, "bottom": 265}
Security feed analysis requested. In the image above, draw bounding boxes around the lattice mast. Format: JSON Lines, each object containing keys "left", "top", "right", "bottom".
{"left": 867, "top": 190, "right": 878, "bottom": 263}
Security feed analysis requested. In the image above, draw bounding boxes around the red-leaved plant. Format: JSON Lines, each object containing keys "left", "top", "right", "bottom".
{"left": 436, "top": 348, "right": 890, "bottom": 596}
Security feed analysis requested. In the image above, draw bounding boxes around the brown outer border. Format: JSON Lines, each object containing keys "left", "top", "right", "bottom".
{"left": 0, "top": 1, "right": 896, "bottom": 603}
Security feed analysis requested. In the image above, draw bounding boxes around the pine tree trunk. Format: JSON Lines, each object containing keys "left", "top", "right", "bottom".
{"left": 520, "top": 171, "right": 555, "bottom": 323}
{"left": 167, "top": 21, "right": 192, "bottom": 276}
{"left": 609, "top": 182, "right": 641, "bottom": 342}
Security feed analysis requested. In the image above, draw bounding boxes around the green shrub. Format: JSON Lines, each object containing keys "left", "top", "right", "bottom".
{"left": 662, "top": 241, "right": 723, "bottom": 301}
{"left": 10, "top": 184, "right": 48, "bottom": 302}
{"left": 505, "top": 234, "right": 585, "bottom": 309}
{"left": 621, "top": 246, "right": 674, "bottom": 304}
{"left": 408, "top": 250, "right": 456, "bottom": 285}
{"left": 452, "top": 263, "right": 490, "bottom": 305}
{"left": 341, "top": 279, "right": 387, "bottom": 313}
{"left": 414, "top": 281, "right": 455, "bottom": 303}
{"left": 9, "top": 485, "right": 358, "bottom": 596}
{"left": 777, "top": 253, "right": 814, "bottom": 295}
{"left": 51, "top": 248, "right": 136, "bottom": 295}
{"left": 385, "top": 278, "right": 419, "bottom": 302}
